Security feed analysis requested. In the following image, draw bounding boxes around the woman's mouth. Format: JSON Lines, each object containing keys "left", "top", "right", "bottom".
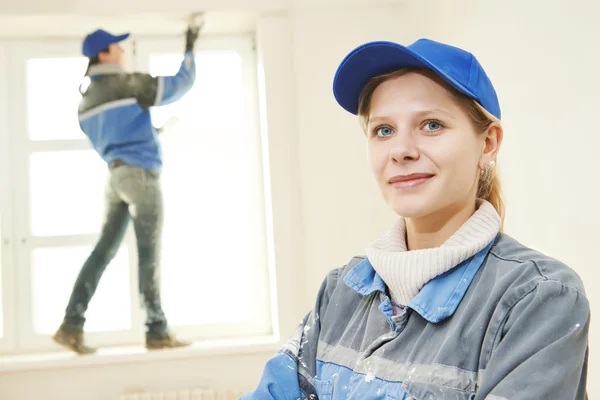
{"left": 388, "top": 173, "right": 434, "bottom": 189}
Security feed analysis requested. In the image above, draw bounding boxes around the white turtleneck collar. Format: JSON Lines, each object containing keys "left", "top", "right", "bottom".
{"left": 365, "top": 200, "right": 501, "bottom": 306}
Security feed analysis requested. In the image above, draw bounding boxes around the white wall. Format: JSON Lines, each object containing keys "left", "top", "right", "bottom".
{"left": 0, "top": 351, "right": 268, "bottom": 399}
{"left": 0, "top": 0, "right": 598, "bottom": 398}
{"left": 0, "top": 13, "right": 259, "bottom": 38}
{"left": 0, "top": 0, "right": 284, "bottom": 14}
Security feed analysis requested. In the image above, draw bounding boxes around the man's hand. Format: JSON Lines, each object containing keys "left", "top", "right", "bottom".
{"left": 185, "top": 15, "right": 204, "bottom": 52}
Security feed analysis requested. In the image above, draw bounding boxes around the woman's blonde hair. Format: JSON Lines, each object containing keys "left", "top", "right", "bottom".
{"left": 357, "top": 68, "right": 505, "bottom": 226}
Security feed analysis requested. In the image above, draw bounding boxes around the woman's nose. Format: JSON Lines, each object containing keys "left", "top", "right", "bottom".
{"left": 389, "top": 133, "right": 420, "bottom": 163}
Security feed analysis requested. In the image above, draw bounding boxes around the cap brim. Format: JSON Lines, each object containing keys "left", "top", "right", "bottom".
{"left": 333, "top": 41, "right": 477, "bottom": 115}
{"left": 114, "top": 33, "right": 130, "bottom": 43}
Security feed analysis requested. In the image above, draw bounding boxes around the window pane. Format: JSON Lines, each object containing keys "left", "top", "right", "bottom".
{"left": 32, "top": 246, "right": 130, "bottom": 334}
{"left": 30, "top": 151, "right": 107, "bottom": 236}
{"left": 27, "top": 57, "right": 88, "bottom": 141}
{"left": 149, "top": 53, "right": 244, "bottom": 131}
{"left": 149, "top": 53, "right": 262, "bottom": 326}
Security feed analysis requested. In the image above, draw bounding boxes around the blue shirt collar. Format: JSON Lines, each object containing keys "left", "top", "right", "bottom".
{"left": 343, "top": 240, "right": 495, "bottom": 323}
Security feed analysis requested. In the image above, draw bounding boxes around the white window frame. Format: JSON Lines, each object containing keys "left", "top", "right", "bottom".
{"left": 0, "top": 34, "right": 274, "bottom": 354}
{"left": 0, "top": 45, "right": 16, "bottom": 352}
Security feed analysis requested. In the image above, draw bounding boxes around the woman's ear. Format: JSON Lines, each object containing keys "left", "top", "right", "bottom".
{"left": 479, "top": 123, "right": 503, "bottom": 168}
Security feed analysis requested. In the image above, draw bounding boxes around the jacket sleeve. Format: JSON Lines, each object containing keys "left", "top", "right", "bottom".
{"left": 130, "top": 50, "right": 196, "bottom": 109}
{"left": 477, "top": 280, "right": 590, "bottom": 400}
{"left": 241, "top": 269, "right": 340, "bottom": 400}
{"left": 239, "top": 351, "right": 307, "bottom": 400}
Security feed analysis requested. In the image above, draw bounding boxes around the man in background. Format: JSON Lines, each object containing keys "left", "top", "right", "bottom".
{"left": 53, "top": 22, "right": 202, "bottom": 354}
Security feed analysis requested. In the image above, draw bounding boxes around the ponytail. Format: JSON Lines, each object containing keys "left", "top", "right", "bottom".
{"left": 477, "top": 168, "right": 505, "bottom": 230}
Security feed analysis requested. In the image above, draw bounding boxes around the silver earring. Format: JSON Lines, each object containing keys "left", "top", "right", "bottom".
{"left": 480, "top": 161, "right": 495, "bottom": 181}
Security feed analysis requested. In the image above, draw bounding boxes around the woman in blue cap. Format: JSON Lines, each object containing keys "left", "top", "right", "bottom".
{"left": 53, "top": 24, "right": 202, "bottom": 354}
{"left": 242, "top": 39, "right": 589, "bottom": 399}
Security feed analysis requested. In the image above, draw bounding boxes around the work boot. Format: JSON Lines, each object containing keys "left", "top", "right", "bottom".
{"left": 52, "top": 326, "right": 97, "bottom": 355}
{"left": 145, "top": 331, "right": 191, "bottom": 350}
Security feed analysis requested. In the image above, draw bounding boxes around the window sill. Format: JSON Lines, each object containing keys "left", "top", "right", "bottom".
{"left": 0, "top": 335, "right": 280, "bottom": 373}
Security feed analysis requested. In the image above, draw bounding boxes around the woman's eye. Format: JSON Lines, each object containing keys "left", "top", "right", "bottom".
{"left": 375, "top": 126, "right": 394, "bottom": 137}
{"left": 423, "top": 120, "right": 443, "bottom": 132}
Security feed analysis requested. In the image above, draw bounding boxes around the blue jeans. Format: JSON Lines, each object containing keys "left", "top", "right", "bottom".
{"left": 62, "top": 165, "right": 168, "bottom": 335}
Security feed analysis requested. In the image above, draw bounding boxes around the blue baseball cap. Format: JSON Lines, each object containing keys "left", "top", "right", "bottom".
{"left": 333, "top": 38, "right": 501, "bottom": 120}
{"left": 82, "top": 29, "right": 130, "bottom": 58}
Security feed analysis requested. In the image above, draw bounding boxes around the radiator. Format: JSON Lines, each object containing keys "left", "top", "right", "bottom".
{"left": 119, "top": 387, "right": 245, "bottom": 400}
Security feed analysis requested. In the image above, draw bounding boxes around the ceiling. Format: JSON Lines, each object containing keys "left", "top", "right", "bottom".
{"left": 0, "top": 0, "right": 403, "bottom": 38}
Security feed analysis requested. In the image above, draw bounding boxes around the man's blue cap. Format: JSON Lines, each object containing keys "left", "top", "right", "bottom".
{"left": 333, "top": 38, "right": 501, "bottom": 120}
{"left": 82, "top": 29, "right": 130, "bottom": 58}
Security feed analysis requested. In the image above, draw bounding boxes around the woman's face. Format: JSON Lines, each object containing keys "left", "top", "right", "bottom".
{"left": 366, "top": 72, "right": 491, "bottom": 219}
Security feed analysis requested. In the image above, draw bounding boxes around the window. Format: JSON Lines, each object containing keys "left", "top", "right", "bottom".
{"left": 0, "top": 36, "right": 272, "bottom": 354}
{"left": 29, "top": 150, "right": 106, "bottom": 236}
{"left": 145, "top": 49, "right": 268, "bottom": 332}
{"left": 26, "top": 57, "right": 89, "bottom": 141}
{"left": 135, "top": 37, "right": 271, "bottom": 339}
